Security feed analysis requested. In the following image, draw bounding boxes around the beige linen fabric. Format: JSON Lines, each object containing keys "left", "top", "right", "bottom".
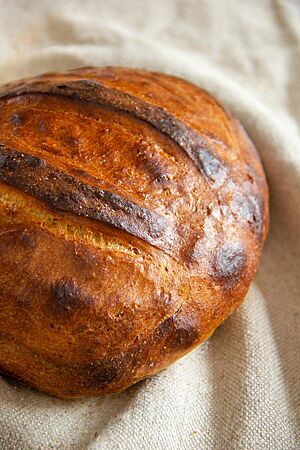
{"left": 0, "top": 0, "right": 299, "bottom": 448}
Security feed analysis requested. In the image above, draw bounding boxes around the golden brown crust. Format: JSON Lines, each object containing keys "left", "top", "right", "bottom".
{"left": 0, "top": 67, "right": 269, "bottom": 398}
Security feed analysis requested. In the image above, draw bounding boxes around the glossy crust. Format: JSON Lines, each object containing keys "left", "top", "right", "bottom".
{"left": 0, "top": 67, "right": 269, "bottom": 398}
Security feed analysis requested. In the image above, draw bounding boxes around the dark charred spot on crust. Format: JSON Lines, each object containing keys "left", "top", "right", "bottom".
{"left": 170, "top": 313, "right": 199, "bottom": 350}
{"left": 195, "top": 148, "right": 227, "bottom": 188}
{"left": 10, "top": 113, "right": 23, "bottom": 126}
{"left": 152, "top": 309, "right": 199, "bottom": 352}
{"left": 231, "top": 193, "right": 264, "bottom": 238}
{"left": 94, "top": 365, "right": 120, "bottom": 385}
{"left": 84, "top": 359, "right": 123, "bottom": 388}
{"left": 212, "top": 242, "right": 246, "bottom": 287}
{"left": 49, "top": 279, "right": 95, "bottom": 319}
{"left": 19, "top": 230, "right": 37, "bottom": 248}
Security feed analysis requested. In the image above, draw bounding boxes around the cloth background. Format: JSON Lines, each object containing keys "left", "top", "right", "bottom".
{"left": 0, "top": 0, "right": 299, "bottom": 448}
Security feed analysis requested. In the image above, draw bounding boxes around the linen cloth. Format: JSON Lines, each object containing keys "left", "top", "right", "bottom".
{"left": 0, "top": 0, "right": 299, "bottom": 448}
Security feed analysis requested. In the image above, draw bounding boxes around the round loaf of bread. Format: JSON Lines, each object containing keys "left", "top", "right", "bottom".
{"left": 0, "top": 67, "right": 269, "bottom": 398}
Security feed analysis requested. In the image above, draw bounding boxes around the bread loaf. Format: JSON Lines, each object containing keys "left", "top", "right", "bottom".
{"left": 0, "top": 67, "right": 269, "bottom": 398}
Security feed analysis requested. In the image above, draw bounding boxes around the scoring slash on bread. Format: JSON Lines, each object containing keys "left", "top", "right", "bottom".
{"left": 0, "top": 67, "right": 269, "bottom": 398}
